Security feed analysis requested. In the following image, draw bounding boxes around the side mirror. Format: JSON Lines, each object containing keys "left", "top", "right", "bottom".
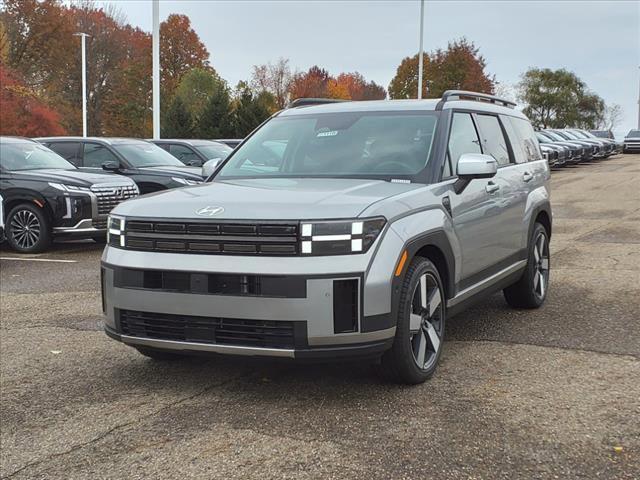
{"left": 454, "top": 153, "right": 497, "bottom": 194}
{"left": 202, "top": 158, "right": 222, "bottom": 178}
{"left": 102, "top": 161, "right": 121, "bottom": 172}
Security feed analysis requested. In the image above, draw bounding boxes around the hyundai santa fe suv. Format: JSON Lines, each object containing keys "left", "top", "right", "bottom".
{"left": 102, "top": 91, "right": 552, "bottom": 384}
{"left": 0, "top": 137, "right": 138, "bottom": 253}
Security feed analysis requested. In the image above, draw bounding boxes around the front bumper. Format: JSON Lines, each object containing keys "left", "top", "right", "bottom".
{"left": 53, "top": 218, "right": 106, "bottom": 236}
{"left": 101, "top": 227, "right": 405, "bottom": 358}
{"left": 104, "top": 324, "right": 393, "bottom": 360}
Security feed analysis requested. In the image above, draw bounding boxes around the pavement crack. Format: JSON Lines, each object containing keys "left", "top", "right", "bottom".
{"left": 1, "top": 369, "right": 255, "bottom": 480}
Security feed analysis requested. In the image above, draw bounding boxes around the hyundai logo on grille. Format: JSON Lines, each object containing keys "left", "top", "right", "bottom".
{"left": 112, "top": 187, "right": 124, "bottom": 199}
{"left": 196, "top": 206, "right": 225, "bottom": 216}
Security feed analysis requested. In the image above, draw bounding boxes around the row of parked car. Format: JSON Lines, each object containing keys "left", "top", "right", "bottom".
{"left": 0, "top": 136, "right": 240, "bottom": 252}
{"left": 536, "top": 128, "right": 623, "bottom": 167}
{"left": 0, "top": 123, "right": 631, "bottom": 254}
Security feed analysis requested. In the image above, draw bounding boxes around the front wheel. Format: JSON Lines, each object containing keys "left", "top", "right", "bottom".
{"left": 503, "top": 222, "right": 550, "bottom": 309}
{"left": 6, "top": 203, "right": 51, "bottom": 253}
{"left": 378, "top": 257, "right": 446, "bottom": 384}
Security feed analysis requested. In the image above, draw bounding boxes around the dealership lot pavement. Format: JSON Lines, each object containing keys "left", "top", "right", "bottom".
{"left": 1, "top": 155, "right": 639, "bottom": 479}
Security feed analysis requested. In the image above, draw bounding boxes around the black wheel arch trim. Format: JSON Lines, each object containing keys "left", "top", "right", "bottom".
{"left": 528, "top": 201, "right": 552, "bottom": 241}
{"left": 384, "top": 230, "right": 456, "bottom": 333}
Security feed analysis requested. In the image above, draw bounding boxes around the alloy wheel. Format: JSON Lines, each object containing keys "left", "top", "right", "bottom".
{"left": 532, "top": 232, "right": 550, "bottom": 299}
{"left": 10, "top": 209, "right": 41, "bottom": 250}
{"left": 409, "top": 272, "right": 444, "bottom": 370}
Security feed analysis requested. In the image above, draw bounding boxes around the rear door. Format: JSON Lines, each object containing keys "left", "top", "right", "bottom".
{"left": 474, "top": 113, "right": 525, "bottom": 262}
{"left": 502, "top": 116, "right": 546, "bottom": 253}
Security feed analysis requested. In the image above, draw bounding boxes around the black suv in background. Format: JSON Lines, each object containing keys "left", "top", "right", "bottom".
{"left": 150, "top": 139, "right": 232, "bottom": 167}
{"left": 0, "top": 137, "right": 138, "bottom": 253}
{"left": 37, "top": 137, "right": 204, "bottom": 194}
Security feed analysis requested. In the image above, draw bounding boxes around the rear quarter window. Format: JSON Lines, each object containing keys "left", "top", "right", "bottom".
{"left": 504, "top": 117, "right": 542, "bottom": 163}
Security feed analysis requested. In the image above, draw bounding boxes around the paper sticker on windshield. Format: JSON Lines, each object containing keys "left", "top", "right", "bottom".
{"left": 316, "top": 130, "right": 339, "bottom": 137}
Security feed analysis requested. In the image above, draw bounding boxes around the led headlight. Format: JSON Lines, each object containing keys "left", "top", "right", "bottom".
{"left": 48, "top": 183, "right": 92, "bottom": 193}
{"left": 107, "top": 215, "right": 126, "bottom": 247}
{"left": 300, "top": 217, "right": 386, "bottom": 256}
{"left": 171, "top": 177, "right": 202, "bottom": 185}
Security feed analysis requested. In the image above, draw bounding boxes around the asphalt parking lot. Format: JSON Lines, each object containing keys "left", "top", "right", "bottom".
{"left": 1, "top": 155, "right": 639, "bottom": 479}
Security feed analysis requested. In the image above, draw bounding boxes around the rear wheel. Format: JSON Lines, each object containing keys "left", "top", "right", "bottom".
{"left": 379, "top": 257, "right": 445, "bottom": 384}
{"left": 135, "top": 346, "right": 185, "bottom": 361}
{"left": 503, "top": 222, "right": 550, "bottom": 309}
{"left": 6, "top": 203, "right": 51, "bottom": 253}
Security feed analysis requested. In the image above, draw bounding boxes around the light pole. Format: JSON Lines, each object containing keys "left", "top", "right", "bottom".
{"left": 74, "top": 33, "right": 90, "bottom": 137}
{"left": 417, "top": 0, "right": 424, "bottom": 99}
{"left": 152, "top": 0, "right": 160, "bottom": 139}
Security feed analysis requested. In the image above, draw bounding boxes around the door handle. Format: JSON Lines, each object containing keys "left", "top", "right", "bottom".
{"left": 523, "top": 172, "right": 533, "bottom": 183}
{"left": 485, "top": 181, "right": 500, "bottom": 194}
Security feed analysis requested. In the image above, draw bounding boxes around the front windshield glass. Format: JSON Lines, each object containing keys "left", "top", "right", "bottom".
{"left": 0, "top": 142, "right": 76, "bottom": 171}
{"left": 113, "top": 143, "right": 185, "bottom": 167}
{"left": 627, "top": 130, "right": 640, "bottom": 138}
{"left": 536, "top": 133, "right": 552, "bottom": 143}
{"left": 216, "top": 111, "right": 439, "bottom": 180}
{"left": 196, "top": 143, "right": 233, "bottom": 160}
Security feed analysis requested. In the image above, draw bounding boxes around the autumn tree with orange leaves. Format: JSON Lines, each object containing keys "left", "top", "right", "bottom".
{"left": 288, "top": 66, "right": 386, "bottom": 102}
{"left": 388, "top": 38, "right": 495, "bottom": 99}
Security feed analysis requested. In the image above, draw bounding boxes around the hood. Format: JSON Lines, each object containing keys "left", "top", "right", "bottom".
{"left": 137, "top": 165, "right": 204, "bottom": 179}
{"left": 113, "top": 177, "right": 421, "bottom": 220}
{"left": 12, "top": 169, "right": 134, "bottom": 187}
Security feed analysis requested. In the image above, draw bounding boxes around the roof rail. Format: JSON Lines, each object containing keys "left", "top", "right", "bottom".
{"left": 287, "top": 98, "right": 349, "bottom": 109}
{"left": 435, "top": 90, "right": 516, "bottom": 110}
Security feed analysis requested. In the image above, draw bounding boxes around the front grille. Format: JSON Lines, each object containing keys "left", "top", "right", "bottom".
{"left": 92, "top": 184, "right": 138, "bottom": 215}
{"left": 116, "top": 220, "right": 299, "bottom": 256}
{"left": 94, "top": 219, "right": 108, "bottom": 229}
{"left": 118, "top": 309, "right": 305, "bottom": 349}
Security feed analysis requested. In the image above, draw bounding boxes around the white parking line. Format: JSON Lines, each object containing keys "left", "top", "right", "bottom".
{"left": 0, "top": 257, "right": 77, "bottom": 263}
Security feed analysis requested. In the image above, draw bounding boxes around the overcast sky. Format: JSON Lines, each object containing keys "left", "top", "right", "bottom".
{"left": 101, "top": 0, "right": 639, "bottom": 137}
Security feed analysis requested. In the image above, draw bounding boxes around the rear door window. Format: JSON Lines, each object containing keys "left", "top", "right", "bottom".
{"left": 447, "top": 113, "right": 482, "bottom": 174}
{"left": 475, "top": 114, "right": 511, "bottom": 166}
{"left": 83, "top": 143, "right": 119, "bottom": 168}
{"left": 47, "top": 142, "right": 81, "bottom": 166}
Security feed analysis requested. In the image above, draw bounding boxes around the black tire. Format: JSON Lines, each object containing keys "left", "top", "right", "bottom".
{"left": 503, "top": 222, "right": 550, "bottom": 309}
{"left": 378, "top": 257, "right": 446, "bottom": 385}
{"left": 6, "top": 203, "right": 52, "bottom": 253}
{"left": 135, "top": 346, "right": 185, "bottom": 361}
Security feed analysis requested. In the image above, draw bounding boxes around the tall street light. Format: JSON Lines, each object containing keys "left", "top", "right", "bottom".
{"left": 417, "top": 0, "right": 425, "bottom": 99}
{"left": 152, "top": 0, "right": 160, "bottom": 139}
{"left": 74, "top": 33, "right": 90, "bottom": 137}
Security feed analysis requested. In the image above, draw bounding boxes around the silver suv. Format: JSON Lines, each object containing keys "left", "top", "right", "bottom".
{"left": 102, "top": 91, "right": 551, "bottom": 384}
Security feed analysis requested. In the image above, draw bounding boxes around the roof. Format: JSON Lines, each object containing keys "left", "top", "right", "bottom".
{"left": 0, "top": 136, "right": 38, "bottom": 144}
{"left": 278, "top": 97, "right": 528, "bottom": 120}
{"left": 150, "top": 139, "right": 227, "bottom": 147}
{"left": 34, "top": 137, "right": 150, "bottom": 145}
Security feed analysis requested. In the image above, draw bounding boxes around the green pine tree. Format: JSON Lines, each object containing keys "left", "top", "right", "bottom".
{"left": 162, "top": 96, "right": 193, "bottom": 138}
{"left": 196, "top": 81, "right": 234, "bottom": 139}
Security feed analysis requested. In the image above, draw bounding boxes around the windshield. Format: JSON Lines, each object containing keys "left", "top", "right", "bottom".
{"left": 113, "top": 143, "right": 185, "bottom": 167}
{"left": 536, "top": 132, "right": 553, "bottom": 143}
{"left": 0, "top": 142, "right": 76, "bottom": 171}
{"left": 568, "top": 130, "right": 588, "bottom": 139}
{"left": 216, "top": 111, "right": 439, "bottom": 180}
{"left": 627, "top": 130, "right": 640, "bottom": 138}
{"left": 196, "top": 143, "right": 233, "bottom": 160}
